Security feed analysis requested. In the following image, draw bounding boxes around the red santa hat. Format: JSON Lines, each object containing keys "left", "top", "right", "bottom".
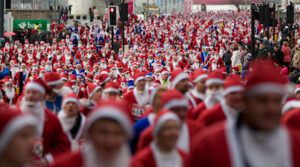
{"left": 170, "top": 69, "right": 190, "bottom": 88}
{"left": 25, "top": 78, "right": 50, "bottom": 95}
{"left": 160, "top": 89, "right": 189, "bottom": 109}
{"left": 86, "top": 83, "right": 101, "bottom": 99}
{"left": 282, "top": 97, "right": 300, "bottom": 114}
{"left": 0, "top": 103, "right": 37, "bottom": 153}
{"left": 192, "top": 70, "right": 208, "bottom": 83}
{"left": 134, "top": 72, "right": 146, "bottom": 85}
{"left": 103, "top": 82, "right": 120, "bottom": 94}
{"left": 245, "top": 61, "right": 287, "bottom": 96}
{"left": 205, "top": 70, "right": 225, "bottom": 86}
{"left": 153, "top": 109, "right": 180, "bottom": 136}
{"left": 223, "top": 75, "right": 244, "bottom": 96}
{"left": 62, "top": 93, "right": 79, "bottom": 107}
{"left": 43, "top": 72, "right": 63, "bottom": 86}
{"left": 69, "top": 74, "right": 77, "bottom": 83}
{"left": 85, "top": 100, "right": 132, "bottom": 138}
{"left": 60, "top": 73, "right": 68, "bottom": 82}
{"left": 99, "top": 73, "right": 111, "bottom": 85}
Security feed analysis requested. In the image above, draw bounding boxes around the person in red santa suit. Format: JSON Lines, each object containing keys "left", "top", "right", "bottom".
{"left": 159, "top": 69, "right": 169, "bottom": 88}
{"left": 170, "top": 69, "right": 197, "bottom": 109}
{"left": 2, "top": 77, "right": 19, "bottom": 105}
{"left": 0, "top": 103, "right": 38, "bottom": 167}
{"left": 132, "top": 110, "right": 188, "bottom": 167}
{"left": 189, "top": 61, "right": 300, "bottom": 167}
{"left": 138, "top": 89, "right": 200, "bottom": 153}
{"left": 189, "top": 69, "right": 208, "bottom": 105}
{"left": 81, "top": 82, "right": 102, "bottom": 116}
{"left": 58, "top": 93, "right": 86, "bottom": 151}
{"left": 19, "top": 78, "right": 71, "bottom": 165}
{"left": 197, "top": 75, "right": 244, "bottom": 128}
{"left": 50, "top": 100, "right": 133, "bottom": 167}
{"left": 282, "top": 108, "right": 300, "bottom": 132}
{"left": 101, "top": 82, "right": 121, "bottom": 100}
{"left": 191, "top": 70, "right": 225, "bottom": 120}
{"left": 123, "top": 72, "right": 150, "bottom": 121}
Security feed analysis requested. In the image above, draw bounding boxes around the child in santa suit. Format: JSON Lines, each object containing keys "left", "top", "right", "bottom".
{"left": 50, "top": 100, "right": 133, "bottom": 167}
{"left": 0, "top": 103, "right": 38, "bottom": 167}
{"left": 132, "top": 110, "right": 188, "bottom": 167}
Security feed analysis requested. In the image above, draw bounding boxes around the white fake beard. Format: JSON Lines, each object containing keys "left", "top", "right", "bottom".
{"left": 20, "top": 99, "right": 44, "bottom": 121}
{"left": 4, "top": 88, "right": 15, "bottom": 99}
{"left": 211, "top": 63, "right": 217, "bottom": 70}
{"left": 100, "top": 64, "right": 107, "bottom": 69}
{"left": 205, "top": 89, "right": 223, "bottom": 108}
{"left": 45, "top": 65, "right": 52, "bottom": 72}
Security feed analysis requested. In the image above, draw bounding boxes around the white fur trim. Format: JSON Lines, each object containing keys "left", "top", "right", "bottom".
{"left": 86, "top": 106, "right": 132, "bottom": 138}
{"left": 63, "top": 98, "right": 79, "bottom": 107}
{"left": 103, "top": 87, "right": 120, "bottom": 93}
{"left": 282, "top": 100, "right": 300, "bottom": 114}
{"left": 44, "top": 153, "right": 54, "bottom": 163}
{"left": 0, "top": 115, "right": 37, "bottom": 153}
{"left": 246, "top": 83, "right": 287, "bottom": 96}
{"left": 153, "top": 112, "right": 180, "bottom": 136}
{"left": 205, "top": 78, "right": 224, "bottom": 86}
{"left": 194, "top": 74, "right": 208, "bottom": 83}
{"left": 225, "top": 121, "right": 244, "bottom": 167}
{"left": 134, "top": 76, "right": 145, "bottom": 85}
{"left": 88, "top": 86, "right": 101, "bottom": 99}
{"left": 223, "top": 86, "right": 244, "bottom": 96}
{"left": 161, "top": 71, "right": 169, "bottom": 75}
{"left": 163, "top": 99, "right": 189, "bottom": 109}
{"left": 171, "top": 72, "right": 189, "bottom": 88}
{"left": 294, "top": 88, "right": 300, "bottom": 94}
{"left": 47, "top": 79, "right": 63, "bottom": 86}
{"left": 25, "top": 82, "right": 45, "bottom": 94}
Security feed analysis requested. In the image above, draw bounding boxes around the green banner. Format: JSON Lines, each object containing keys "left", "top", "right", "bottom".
{"left": 13, "top": 19, "right": 50, "bottom": 31}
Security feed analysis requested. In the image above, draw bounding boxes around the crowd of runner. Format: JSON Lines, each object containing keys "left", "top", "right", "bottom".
{"left": 1, "top": 10, "right": 300, "bottom": 167}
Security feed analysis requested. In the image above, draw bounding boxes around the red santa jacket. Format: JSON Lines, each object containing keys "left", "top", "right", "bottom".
{"left": 42, "top": 109, "right": 71, "bottom": 160}
{"left": 123, "top": 90, "right": 148, "bottom": 121}
{"left": 2, "top": 90, "right": 19, "bottom": 105}
{"left": 189, "top": 122, "right": 300, "bottom": 167}
{"left": 132, "top": 146, "right": 188, "bottom": 167}
{"left": 137, "top": 120, "right": 200, "bottom": 152}
{"left": 197, "top": 103, "right": 226, "bottom": 128}
{"left": 189, "top": 102, "right": 207, "bottom": 120}
{"left": 49, "top": 151, "right": 83, "bottom": 167}
{"left": 282, "top": 108, "right": 300, "bottom": 131}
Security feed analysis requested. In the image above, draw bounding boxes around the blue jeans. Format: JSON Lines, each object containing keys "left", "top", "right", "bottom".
{"left": 226, "top": 64, "right": 231, "bottom": 74}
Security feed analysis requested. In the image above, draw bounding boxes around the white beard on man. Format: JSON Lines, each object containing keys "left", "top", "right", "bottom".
{"left": 20, "top": 99, "right": 45, "bottom": 137}
{"left": 204, "top": 89, "right": 224, "bottom": 109}
{"left": 3, "top": 87, "right": 15, "bottom": 101}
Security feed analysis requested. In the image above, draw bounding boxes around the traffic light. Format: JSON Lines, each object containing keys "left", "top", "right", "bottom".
{"left": 109, "top": 6, "right": 117, "bottom": 26}
{"left": 287, "top": 3, "right": 294, "bottom": 24}
{"left": 120, "top": 3, "right": 128, "bottom": 22}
